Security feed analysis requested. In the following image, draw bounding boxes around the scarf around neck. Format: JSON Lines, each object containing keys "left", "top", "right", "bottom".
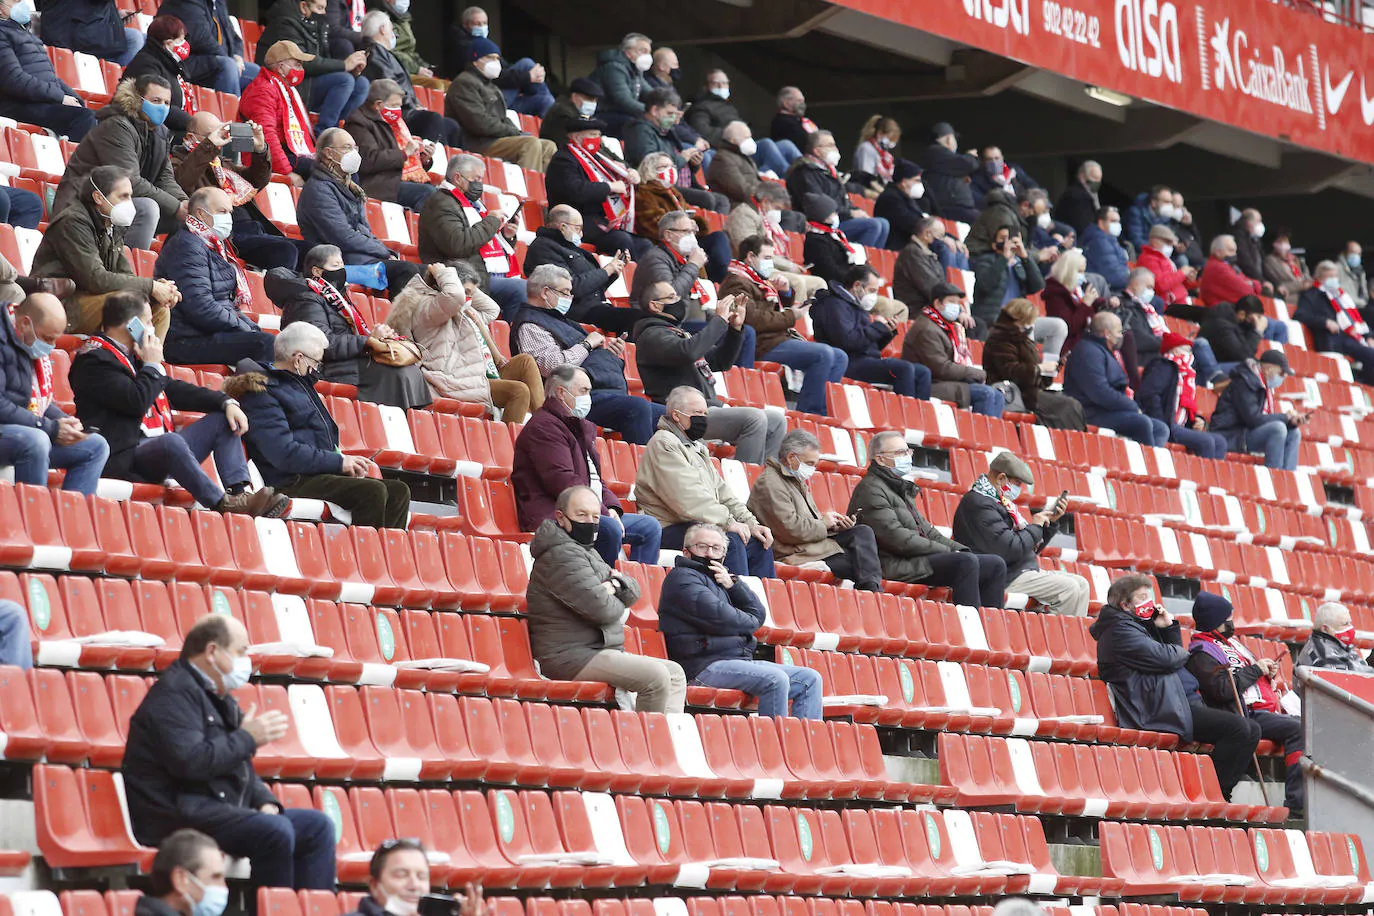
{"left": 971, "top": 473, "right": 1027, "bottom": 529}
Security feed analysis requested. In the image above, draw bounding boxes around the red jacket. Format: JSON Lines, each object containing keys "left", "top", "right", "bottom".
{"left": 237, "top": 70, "right": 315, "bottom": 176}
{"left": 1199, "top": 257, "right": 1261, "bottom": 306}
{"left": 1137, "top": 245, "right": 1190, "bottom": 305}
{"left": 511, "top": 396, "right": 621, "bottom": 531}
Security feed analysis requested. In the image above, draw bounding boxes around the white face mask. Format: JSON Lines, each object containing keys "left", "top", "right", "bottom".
{"left": 480, "top": 59, "right": 502, "bottom": 80}
{"left": 1157, "top": 202, "right": 1176, "bottom": 220}
{"left": 1322, "top": 276, "right": 1342, "bottom": 293}
{"left": 578, "top": 100, "right": 597, "bottom": 117}
{"left": 1137, "top": 287, "right": 1155, "bottom": 303}
{"left": 208, "top": 212, "right": 234, "bottom": 241}
{"left": 763, "top": 209, "right": 783, "bottom": 227}
{"left": 338, "top": 149, "right": 362, "bottom": 174}
{"left": 1107, "top": 221, "right": 1122, "bottom": 238}
{"left": 1158, "top": 243, "right": 1175, "bottom": 259}
{"left": 825, "top": 214, "right": 839, "bottom": 228}
{"left": 793, "top": 460, "right": 817, "bottom": 481}
{"left": 737, "top": 138, "right": 756, "bottom": 157}
{"left": 710, "top": 86, "right": 730, "bottom": 100}
{"left": 939, "top": 301, "right": 962, "bottom": 322}
{"left": 108, "top": 198, "right": 137, "bottom": 228}
{"left": 561, "top": 226, "right": 582, "bottom": 246}
{"left": 908, "top": 181, "right": 925, "bottom": 200}
{"left": 676, "top": 233, "right": 699, "bottom": 256}
{"left": 384, "top": 898, "right": 418, "bottom": 916}
{"left": 757, "top": 257, "right": 774, "bottom": 279}
{"left": 217, "top": 649, "right": 252, "bottom": 691}
{"left": 634, "top": 53, "right": 652, "bottom": 72}
{"left": 858, "top": 291, "right": 878, "bottom": 311}
{"left": 1253, "top": 222, "right": 1266, "bottom": 238}
{"left": 1036, "top": 211, "right": 1052, "bottom": 229}
{"left": 822, "top": 149, "right": 841, "bottom": 167}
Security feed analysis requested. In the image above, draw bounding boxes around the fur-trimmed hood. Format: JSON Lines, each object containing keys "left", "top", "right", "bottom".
{"left": 222, "top": 370, "right": 271, "bottom": 400}
{"left": 99, "top": 78, "right": 151, "bottom": 123}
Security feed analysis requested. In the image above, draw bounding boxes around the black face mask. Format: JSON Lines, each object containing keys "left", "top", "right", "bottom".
{"left": 565, "top": 519, "right": 599, "bottom": 547}
{"left": 320, "top": 266, "right": 348, "bottom": 291}
{"left": 668, "top": 68, "right": 681, "bottom": 81}
{"left": 466, "top": 180, "right": 484, "bottom": 201}
{"left": 662, "top": 300, "right": 686, "bottom": 323}
{"left": 1085, "top": 179, "right": 1102, "bottom": 193}
{"left": 683, "top": 414, "right": 709, "bottom": 441}
{"left": 1218, "top": 620, "right": 1235, "bottom": 639}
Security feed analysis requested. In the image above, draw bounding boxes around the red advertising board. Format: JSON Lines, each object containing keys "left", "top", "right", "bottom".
{"left": 830, "top": 0, "right": 1374, "bottom": 165}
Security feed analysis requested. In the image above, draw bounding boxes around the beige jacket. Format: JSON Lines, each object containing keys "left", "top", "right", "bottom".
{"left": 386, "top": 267, "right": 503, "bottom": 406}
{"left": 747, "top": 460, "right": 842, "bottom": 564}
{"left": 634, "top": 418, "right": 756, "bottom": 528}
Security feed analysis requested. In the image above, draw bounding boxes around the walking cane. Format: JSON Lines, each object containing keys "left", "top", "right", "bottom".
{"left": 1227, "top": 667, "right": 1273, "bottom": 808}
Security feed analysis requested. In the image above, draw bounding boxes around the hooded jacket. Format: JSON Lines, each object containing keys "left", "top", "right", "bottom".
{"left": 1208, "top": 359, "right": 1285, "bottom": 448}
{"left": 635, "top": 417, "right": 757, "bottom": 529}
{"left": 630, "top": 311, "right": 740, "bottom": 404}
{"left": 846, "top": 461, "right": 964, "bottom": 583}
{"left": 511, "top": 395, "right": 620, "bottom": 530}
{"left": 1089, "top": 604, "right": 1194, "bottom": 740}
{"left": 1296, "top": 630, "right": 1374, "bottom": 673}
{"left": 222, "top": 360, "right": 345, "bottom": 486}
{"left": 30, "top": 197, "right": 152, "bottom": 298}
{"left": 385, "top": 267, "right": 497, "bottom": 404}
{"left": 658, "top": 555, "right": 766, "bottom": 682}
{"left": 265, "top": 269, "right": 368, "bottom": 384}
{"left": 297, "top": 167, "right": 392, "bottom": 264}
{"left": 963, "top": 191, "right": 1021, "bottom": 258}
{"left": 747, "top": 459, "right": 843, "bottom": 565}
{"left": 526, "top": 518, "right": 640, "bottom": 680}
{"left": 52, "top": 79, "right": 188, "bottom": 218}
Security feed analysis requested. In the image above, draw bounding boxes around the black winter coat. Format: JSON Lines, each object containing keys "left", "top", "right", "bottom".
{"left": 951, "top": 485, "right": 1054, "bottom": 581}
{"left": 1089, "top": 604, "right": 1194, "bottom": 740}
{"left": 658, "top": 556, "right": 766, "bottom": 682}
{"left": 846, "top": 462, "right": 965, "bottom": 583}
{"left": 684, "top": 92, "right": 740, "bottom": 148}
{"left": 121, "top": 659, "right": 278, "bottom": 845}
{"left": 522, "top": 226, "right": 614, "bottom": 317}
{"left": 630, "top": 312, "right": 740, "bottom": 404}
{"left": 770, "top": 112, "right": 811, "bottom": 152}
{"left": 1135, "top": 356, "right": 1184, "bottom": 426}
{"left": 0, "top": 17, "right": 78, "bottom": 105}
{"left": 69, "top": 335, "right": 227, "bottom": 480}
{"left": 785, "top": 158, "right": 853, "bottom": 222}
{"left": 1197, "top": 302, "right": 1262, "bottom": 363}
{"left": 122, "top": 39, "right": 193, "bottom": 134}
{"left": 1294, "top": 285, "right": 1364, "bottom": 351}
{"left": 38, "top": 0, "right": 125, "bottom": 59}
{"left": 1209, "top": 359, "right": 1289, "bottom": 449}
{"left": 803, "top": 231, "right": 851, "bottom": 287}
{"left": 918, "top": 143, "right": 977, "bottom": 214}
{"left": 544, "top": 146, "right": 619, "bottom": 235}
{"left": 360, "top": 39, "right": 419, "bottom": 114}
{"left": 265, "top": 269, "right": 368, "bottom": 384}
{"left": 874, "top": 182, "right": 933, "bottom": 251}
{"left": 810, "top": 284, "right": 893, "bottom": 360}
{"left": 255, "top": 2, "right": 345, "bottom": 104}
{"left": 297, "top": 169, "right": 392, "bottom": 263}
{"left": 0, "top": 302, "right": 66, "bottom": 438}
{"left": 1055, "top": 181, "right": 1099, "bottom": 235}
{"left": 224, "top": 359, "right": 345, "bottom": 486}
{"left": 154, "top": 0, "right": 243, "bottom": 86}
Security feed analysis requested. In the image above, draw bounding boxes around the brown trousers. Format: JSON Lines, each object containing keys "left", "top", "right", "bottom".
{"left": 484, "top": 136, "right": 556, "bottom": 172}
{"left": 489, "top": 353, "right": 544, "bottom": 424}
{"left": 69, "top": 293, "right": 170, "bottom": 340}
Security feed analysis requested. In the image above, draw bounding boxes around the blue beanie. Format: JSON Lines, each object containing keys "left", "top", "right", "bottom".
{"left": 470, "top": 38, "right": 501, "bottom": 62}
{"left": 1191, "top": 592, "right": 1233, "bottom": 633}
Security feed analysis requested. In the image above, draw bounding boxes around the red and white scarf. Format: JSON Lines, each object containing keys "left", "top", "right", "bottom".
{"left": 566, "top": 141, "right": 634, "bottom": 232}
{"left": 667, "top": 244, "right": 707, "bottom": 302}
{"left": 457, "top": 189, "right": 520, "bottom": 277}
{"left": 1115, "top": 349, "right": 1134, "bottom": 399}
{"left": 1164, "top": 348, "right": 1197, "bottom": 425}
{"left": 1136, "top": 295, "right": 1166, "bottom": 337}
{"left": 269, "top": 70, "right": 315, "bottom": 157}
{"left": 973, "top": 473, "right": 1026, "bottom": 529}
{"left": 87, "top": 336, "right": 173, "bottom": 437}
{"left": 1320, "top": 282, "right": 1369, "bottom": 341}
{"left": 179, "top": 76, "right": 198, "bottom": 116}
{"left": 727, "top": 259, "right": 778, "bottom": 304}
{"left": 785, "top": 111, "right": 818, "bottom": 135}
{"left": 863, "top": 139, "right": 894, "bottom": 182}
{"left": 1258, "top": 363, "right": 1276, "bottom": 415}
{"left": 10, "top": 304, "right": 52, "bottom": 416}
{"left": 208, "top": 155, "right": 256, "bottom": 206}
{"left": 990, "top": 162, "right": 1018, "bottom": 188}
{"left": 754, "top": 199, "right": 789, "bottom": 253}
{"left": 807, "top": 154, "right": 839, "bottom": 181}
{"left": 807, "top": 220, "right": 857, "bottom": 258}
{"left": 381, "top": 108, "right": 428, "bottom": 184}
{"left": 347, "top": 0, "right": 365, "bottom": 30}
{"left": 1193, "top": 631, "right": 1280, "bottom": 712}
{"left": 184, "top": 214, "right": 252, "bottom": 311}
{"left": 921, "top": 304, "right": 972, "bottom": 366}
{"left": 308, "top": 277, "right": 370, "bottom": 335}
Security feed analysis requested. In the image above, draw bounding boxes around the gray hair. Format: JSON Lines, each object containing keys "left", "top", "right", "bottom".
{"left": 1077, "top": 159, "right": 1101, "bottom": 178}
{"left": 1128, "top": 266, "right": 1155, "bottom": 287}
{"left": 683, "top": 522, "right": 728, "bottom": 548}
{"left": 1314, "top": 259, "right": 1340, "bottom": 277}
{"left": 665, "top": 385, "right": 706, "bottom": 414}
{"left": 637, "top": 152, "right": 675, "bottom": 182}
{"left": 303, "top": 244, "right": 341, "bottom": 275}
{"left": 914, "top": 216, "right": 941, "bottom": 239}
{"left": 754, "top": 183, "right": 789, "bottom": 206}
{"left": 546, "top": 364, "right": 588, "bottom": 395}
{"left": 870, "top": 430, "right": 906, "bottom": 454}
{"left": 776, "top": 85, "right": 801, "bottom": 106}
{"left": 657, "top": 209, "right": 693, "bottom": 235}
{"left": 1210, "top": 234, "right": 1235, "bottom": 257}
{"left": 316, "top": 127, "right": 350, "bottom": 150}
{"left": 445, "top": 259, "right": 480, "bottom": 285}
{"left": 460, "top": 6, "right": 486, "bottom": 26}
{"left": 360, "top": 10, "right": 390, "bottom": 37}
{"left": 526, "top": 264, "right": 571, "bottom": 301}
{"left": 554, "top": 485, "right": 598, "bottom": 513}
{"left": 620, "top": 32, "right": 651, "bottom": 51}
{"left": 275, "top": 321, "right": 328, "bottom": 361}
{"left": 777, "top": 429, "right": 820, "bottom": 461}
{"left": 1316, "top": 602, "right": 1351, "bottom": 630}
{"left": 446, "top": 153, "right": 484, "bottom": 182}
{"left": 991, "top": 901, "right": 1047, "bottom": 916}
{"left": 547, "top": 204, "right": 580, "bottom": 228}
{"left": 367, "top": 78, "right": 404, "bottom": 104}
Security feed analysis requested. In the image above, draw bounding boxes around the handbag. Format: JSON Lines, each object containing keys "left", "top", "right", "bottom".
{"left": 370, "top": 336, "right": 423, "bottom": 367}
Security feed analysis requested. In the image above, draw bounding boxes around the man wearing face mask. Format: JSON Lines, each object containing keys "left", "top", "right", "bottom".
{"left": 630, "top": 203, "right": 733, "bottom": 317}
{"left": 420, "top": 154, "right": 526, "bottom": 316}
{"left": 904, "top": 283, "right": 1004, "bottom": 416}
{"left": 522, "top": 204, "right": 638, "bottom": 332}
{"left": 528, "top": 485, "right": 686, "bottom": 712}
{"left": 812, "top": 264, "right": 930, "bottom": 399}
{"left": 124, "top": 614, "right": 335, "bottom": 890}
{"left": 623, "top": 90, "right": 725, "bottom": 215}
{"left": 588, "top": 32, "right": 653, "bottom": 136}
{"left": 1054, "top": 160, "right": 1102, "bottom": 236}
{"left": 786, "top": 130, "right": 889, "bottom": 249}
{"left": 723, "top": 183, "right": 819, "bottom": 296}
{"left": 0, "top": 0, "right": 99, "bottom": 141}
{"left": 446, "top": 6, "right": 552, "bottom": 115}
{"left": 512, "top": 365, "right": 661, "bottom": 566}
{"left": 155, "top": 0, "right": 257, "bottom": 97}
{"left": 1123, "top": 184, "right": 1175, "bottom": 254}
{"left": 297, "top": 127, "right": 399, "bottom": 268}
{"left": 1295, "top": 260, "right": 1374, "bottom": 385}
{"left": 226, "top": 321, "right": 412, "bottom": 527}
{"left": 708, "top": 120, "right": 770, "bottom": 209}
{"left": 539, "top": 77, "right": 603, "bottom": 146}
{"left": 1199, "top": 233, "right": 1265, "bottom": 307}
{"left": 0, "top": 293, "right": 109, "bottom": 496}
{"left": 1079, "top": 206, "right": 1129, "bottom": 294}
{"left": 156, "top": 187, "right": 276, "bottom": 366}
{"left": 545, "top": 117, "right": 648, "bottom": 259}
{"left": 357, "top": 14, "right": 463, "bottom": 147}
{"left": 1135, "top": 224, "right": 1195, "bottom": 307}
{"left": 1063, "top": 311, "right": 1169, "bottom": 446}
{"left": 139, "top": 830, "right": 230, "bottom": 916}
{"left": 445, "top": 38, "right": 555, "bottom": 171}
{"left": 366, "top": 0, "right": 435, "bottom": 89}
{"left": 969, "top": 145, "right": 1038, "bottom": 206}
{"left": 238, "top": 41, "right": 319, "bottom": 188}
{"left": 917, "top": 122, "right": 978, "bottom": 224}
{"left": 256, "top": 0, "right": 370, "bottom": 137}
{"left": 893, "top": 215, "right": 945, "bottom": 311}
{"left": 53, "top": 74, "right": 190, "bottom": 253}
{"left": 1091, "top": 577, "right": 1262, "bottom": 802}
{"left": 1187, "top": 593, "right": 1304, "bottom": 815}
{"left": 1337, "top": 241, "right": 1368, "bottom": 310}
{"left": 1230, "top": 208, "right": 1269, "bottom": 286}
{"left": 769, "top": 86, "right": 815, "bottom": 162}
{"left": 1197, "top": 295, "right": 1267, "bottom": 371}
{"left": 1209, "top": 350, "right": 1303, "bottom": 471}
{"left": 875, "top": 160, "right": 933, "bottom": 253}
{"left": 1296, "top": 602, "right": 1374, "bottom": 673}
{"left": 71, "top": 290, "right": 287, "bottom": 515}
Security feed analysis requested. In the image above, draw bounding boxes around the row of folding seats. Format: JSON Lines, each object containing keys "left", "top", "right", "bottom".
{"left": 937, "top": 733, "right": 1288, "bottom": 824}
{"left": 1099, "top": 821, "right": 1374, "bottom": 904}
{"left": 32, "top": 764, "right": 152, "bottom": 869}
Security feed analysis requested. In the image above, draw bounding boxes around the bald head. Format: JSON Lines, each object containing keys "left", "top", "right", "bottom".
{"left": 15, "top": 293, "right": 65, "bottom": 352}
{"left": 186, "top": 111, "right": 223, "bottom": 141}
{"left": 189, "top": 186, "right": 232, "bottom": 224}
{"left": 181, "top": 613, "right": 250, "bottom": 695}
{"left": 1090, "top": 310, "right": 1123, "bottom": 350}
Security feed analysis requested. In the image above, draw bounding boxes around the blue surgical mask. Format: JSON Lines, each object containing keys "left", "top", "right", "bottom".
{"left": 142, "top": 99, "right": 170, "bottom": 126}
{"left": 187, "top": 875, "right": 228, "bottom": 916}
{"left": 1348, "top": 253, "right": 1362, "bottom": 269}
{"left": 891, "top": 453, "right": 912, "bottom": 475}
{"left": 8, "top": 0, "right": 33, "bottom": 25}
{"left": 469, "top": 24, "right": 489, "bottom": 38}
{"left": 392, "top": 0, "right": 409, "bottom": 11}
{"left": 570, "top": 393, "right": 592, "bottom": 418}
{"left": 1003, "top": 481, "right": 1022, "bottom": 500}
{"left": 578, "top": 100, "right": 597, "bottom": 118}
{"left": 1266, "top": 374, "right": 1283, "bottom": 389}
{"left": 210, "top": 212, "right": 234, "bottom": 241}
{"left": 553, "top": 295, "right": 573, "bottom": 315}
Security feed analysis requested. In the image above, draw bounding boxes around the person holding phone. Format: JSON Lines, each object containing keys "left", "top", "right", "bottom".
{"left": 951, "top": 452, "right": 1089, "bottom": 617}
{"left": 342, "top": 839, "right": 485, "bottom": 916}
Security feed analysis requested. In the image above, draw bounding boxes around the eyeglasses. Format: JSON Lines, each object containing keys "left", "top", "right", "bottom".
{"left": 686, "top": 543, "right": 727, "bottom": 557}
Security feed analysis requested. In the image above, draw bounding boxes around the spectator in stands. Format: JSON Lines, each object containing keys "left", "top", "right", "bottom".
{"left": 801, "top": 194, "right": 905, "bottom": 322}
{"left": 969, "top": 145, "right": 1036, "bottom": 205}
{"left": 123, "top": 613, "right": 335, "bottom": 890}
{"left": 1231, "top": 208, "right": 1269, "bottom": 287}
{"left": 446, "top": 5, "right": 551, "bottom": 116}
{"left": 156, "top": 0, "right": 255, "bottom": 96}
{"left": 984, "top": 298, "right": 1085, "bottom": 430}
{"left": 512, "top": 365, "right": 659, "bottom": 566}
{"left": 1022, "top": 189, "right": 1071, "bottom": 264}
{"left": 1296, "top": 259, "right": 1374, "bottom": 385}
{"left": 121, "top": 15, "right": 197, "bottom": 136}
{"left": 343, "top": 839, "right": 436, "bottom": 916}
{"left": 418, "top": 153, "right": 524, "bottom": 316}
{"left": 237, "top": 41, "right": 317, "bottom": 187}
{"left": 723, "top": 183, "right": 821, "bottom": 299}
{"left": 1135, "top": 332, "right": 1228, "bottom": 459}
{"left": 343, "top": 79, "right": 434, "bottom": 210}
{"left": 138, "top": 829, "right": 233, "bottom": 916}
{"left": 633, "top": 155, "right": 731, "bottom": 284}
{"left": 970, "top": 225, "right": 1043, "bottom": 333}
{"left": 813, "top": 263, "right": 930, "bottom": 399}
{"left": 1091, "top": 576, "right": 1261, "bottom": 801}
{"left": 893, "top": 215, "right": 944, "bottom": 311}
{"left": 1296, "top": 602, "right": 1373, "bottom": 673}
{"left": 358, "top": 13, "right": 462, "bottom": 147}
{"left": 0, "top": 0, "right": 98, "bottom": 140}
{"left": 1199, "top": 234, "right": 1264, "bottom": 306}
{"left": 1168, "top": 191, "right": 1204, "bottom": 267}
{"left": 787, "top": 130, "right": 889, "bottom": 248}
{"left": 1209, "top": 350, "right": 1302, "bottom": 471}
{"left": 918, "top": 122, "right": 977, "bottom": 223}
{"left": 1262, "top": 230, "right": 1311, "bottom": 302}
{"left": 685, "top": 71, "right": 746, "bottom": 155}
{"left": 748, "top": 429, "right": 882, "bottom": 591}
{"left": 1040, "top": 247, "right": 1094, "bottom": 354}
{"left": 707, "top": 120, "right": 766, "bottom": 209}
{"left": 445, "top": 38, "right": 554, "bottom": 171}
{"left": 1187, "top": 593, "right": 1304, "bottom": 814}
{"left": 623, "top": 89, "right": 727, "bottom": 216}
{"left": 522, "top": 204, "right": 637, "bottom": 332}
{"left": 905, "top": 282, "right": 1004, "bottom": 416}
{"left": 527, "top": 485, "right": 686, "bottom": 710}
{"left": 640, "top": 46, "right": 676, "bottom": 93}
{"left": 588, "top": 32, "right": 652, "bottom": 136}
{"left": 1136, "top": 224, "right": 1195, "bottom": 306}
{"left": 539, "top": 76, "right": 601, "bottom": 147}
{"left": 1118, "top": 266, "right": 1167, "bottom": 370}
{"left": 53, "top": 74, "right": 190, "bottom": 252}
{"left": 964, "top": 187, "right": 1021, "bottom": 259}
{"left": 256, "top": 0, "right": 369, "bottom": 138}
{"left": 634, "top": 386, "right": 776, "bottom": 578}
{"left": 1338, "top": 241, "right": 1368, "bottom": 309}
{"left": 388, "top": 260, "right": 541, "bottom": 422}
{"left": 850, "top": 115, "right": 900, "bottom": 196}
{"left": 700, "top": 92, "right": 791, "bottom": 181}
{"left": 660, "top": 521, "right": 822, "bottom": 719}
{"left": 227, "top": 321, "right": 410, "bottom": 525}
{"left": 952, "top": 452, "right": 1087, "bottom": 616}
{"left": 42, "top": 0, "right": 143, "bottom": 66}
{"left": 156, "top": 187, "right": 275, "bottom": 365}
{"left": 174, "top": 112, "right": 299, "bottom": 272}
{"left": 849, "top": 429, "right": 1007, "bottom": 607}
{"left": 545, "top": 117, "right": 647, "bottom": 258}
{"left": 1064, "top": 311, "right": 1168, "bottom": 446}
{"left": 1197, "top": 295, "right": 1266, "bottom": 373}
{"left": 1080, "top": 206, "right": 1129, "bottom": 293}
{"left": 297, "top": 127, "right": 403, "bottom": 270}
{"left": 631, "top": 282, "right": 782, "bottom": 464}
{"left": 1123, "top": 184, "right": 1173, "bottom": 253}
{"left": 512, "top": 264, "right": 663, "bottom": 444}
{"left": 723, "top": 236, "right": 846, "bottom": 417}
{"left": 267, "top": 244, "right": 428, "bottom": 408}
{"left": 875, "top": 160, "right": 931, "bottom": 253}
{"left": 70, "top": 290, "right": 286, "bottom": 515}
{"left": 768, "top": 86, "right": 812, "bottom": 163}
{"left": 0, "top": 599, "right": 32, "bottom": 669}
{"left": 0, "top": 292, "right": 109, "bottom": 495}
{"left": 1054, "top": 160, "right": 1101, "bottom": 235}
{"left": 31, "top": 165, "right": 182, "bottom": 338}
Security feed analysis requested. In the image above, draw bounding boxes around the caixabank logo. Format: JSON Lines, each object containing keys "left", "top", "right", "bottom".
{"left": 1195, "top": 8, "right": 1316, "bottom": 118}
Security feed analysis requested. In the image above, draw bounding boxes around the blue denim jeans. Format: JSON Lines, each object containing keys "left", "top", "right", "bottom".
{"left": 751, "top": 138, "right": 798, "bottom": 175}
{"left": 694, "top": 659, "right": 823, "bottom": 719}
{"left": 131, "top": 412, "right": 249, "bottom": 508}
{"left": 838, "top": 217, "right": 889, "bottom": 249}
{"left": 846, "top": 356, "right": 931, "bottom": 399}
{"left": 310, "top": 72, "right": 369, "bottom": 135}
{"left": 1238, "top": 416, "right": 1301, "bottom": 470}
{"left": 588, "top": 391, "right": 665, "bottom": 446}
{"left": 661, "top": 524, "right": 775, "bottom": 579}
{"left": 0, "top": 599, "right": 32, "bottom": 669}
{"left": 1087, "top": 409, "right": 1169, "bottom": 446}
{"left": 764, "top": 337, "right": 848, "bottom": 415}
{"left": 0, "top": 424, "right": 108, "bottom": 494}
{"left": 1189, "top": 336, "right": 1224, "bottom": 383}
{"left": 106, "top": 27, "right": 144, "bottom": 66}
{"left": 0, "top": 186, "right": 43, "bottom": 229}
{"left": 968, "top": 382, "right": 1005, "bottom": 417}
{"left": 502, "top": 59, "right": 555, "bottom": 117}
{"left": 1169, "top": 424, "right": 1228, "bottom": 459}
{"left": 396, "top": 181, "right": 437, "bottom": 211}
{"left": 1264, "top": 321, "right": 1289, "bottom": 344}
{"left": 596, "top": 512, "right": 661, "bottom": 566}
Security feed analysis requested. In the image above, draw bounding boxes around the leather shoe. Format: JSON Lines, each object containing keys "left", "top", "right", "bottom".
{"left": 217, "top": 487, "right": 290, "bottom": 518}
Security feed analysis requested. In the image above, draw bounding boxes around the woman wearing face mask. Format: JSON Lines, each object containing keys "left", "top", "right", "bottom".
{"left": 1261, "top": 230, "right": 1312, "bottom": 303}
{"left": 850, "top": 114, "right": 901, "bottom": 197}
{"left": 344, "top": 78, "right": 435, "bottom": 210}
{"left": 632, "top": 152, "right": 732, "bottom": 284}
{"left": 983, "top": 299, "right": 1085, "bottom": 430}
{"left": 122, "top": 14, "right": 198, "bottom": 136}
{"left": 1040, "top": 247, "right": 1095, "bottom": 353}
{"left": 32, "top": 165, "right": 182, "bottom": 337}
{"left": 266, "top": 243, "right": 431, "bottom": 409}
{"left": 0, "top": 0, "right": 99, "bottom": 141}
